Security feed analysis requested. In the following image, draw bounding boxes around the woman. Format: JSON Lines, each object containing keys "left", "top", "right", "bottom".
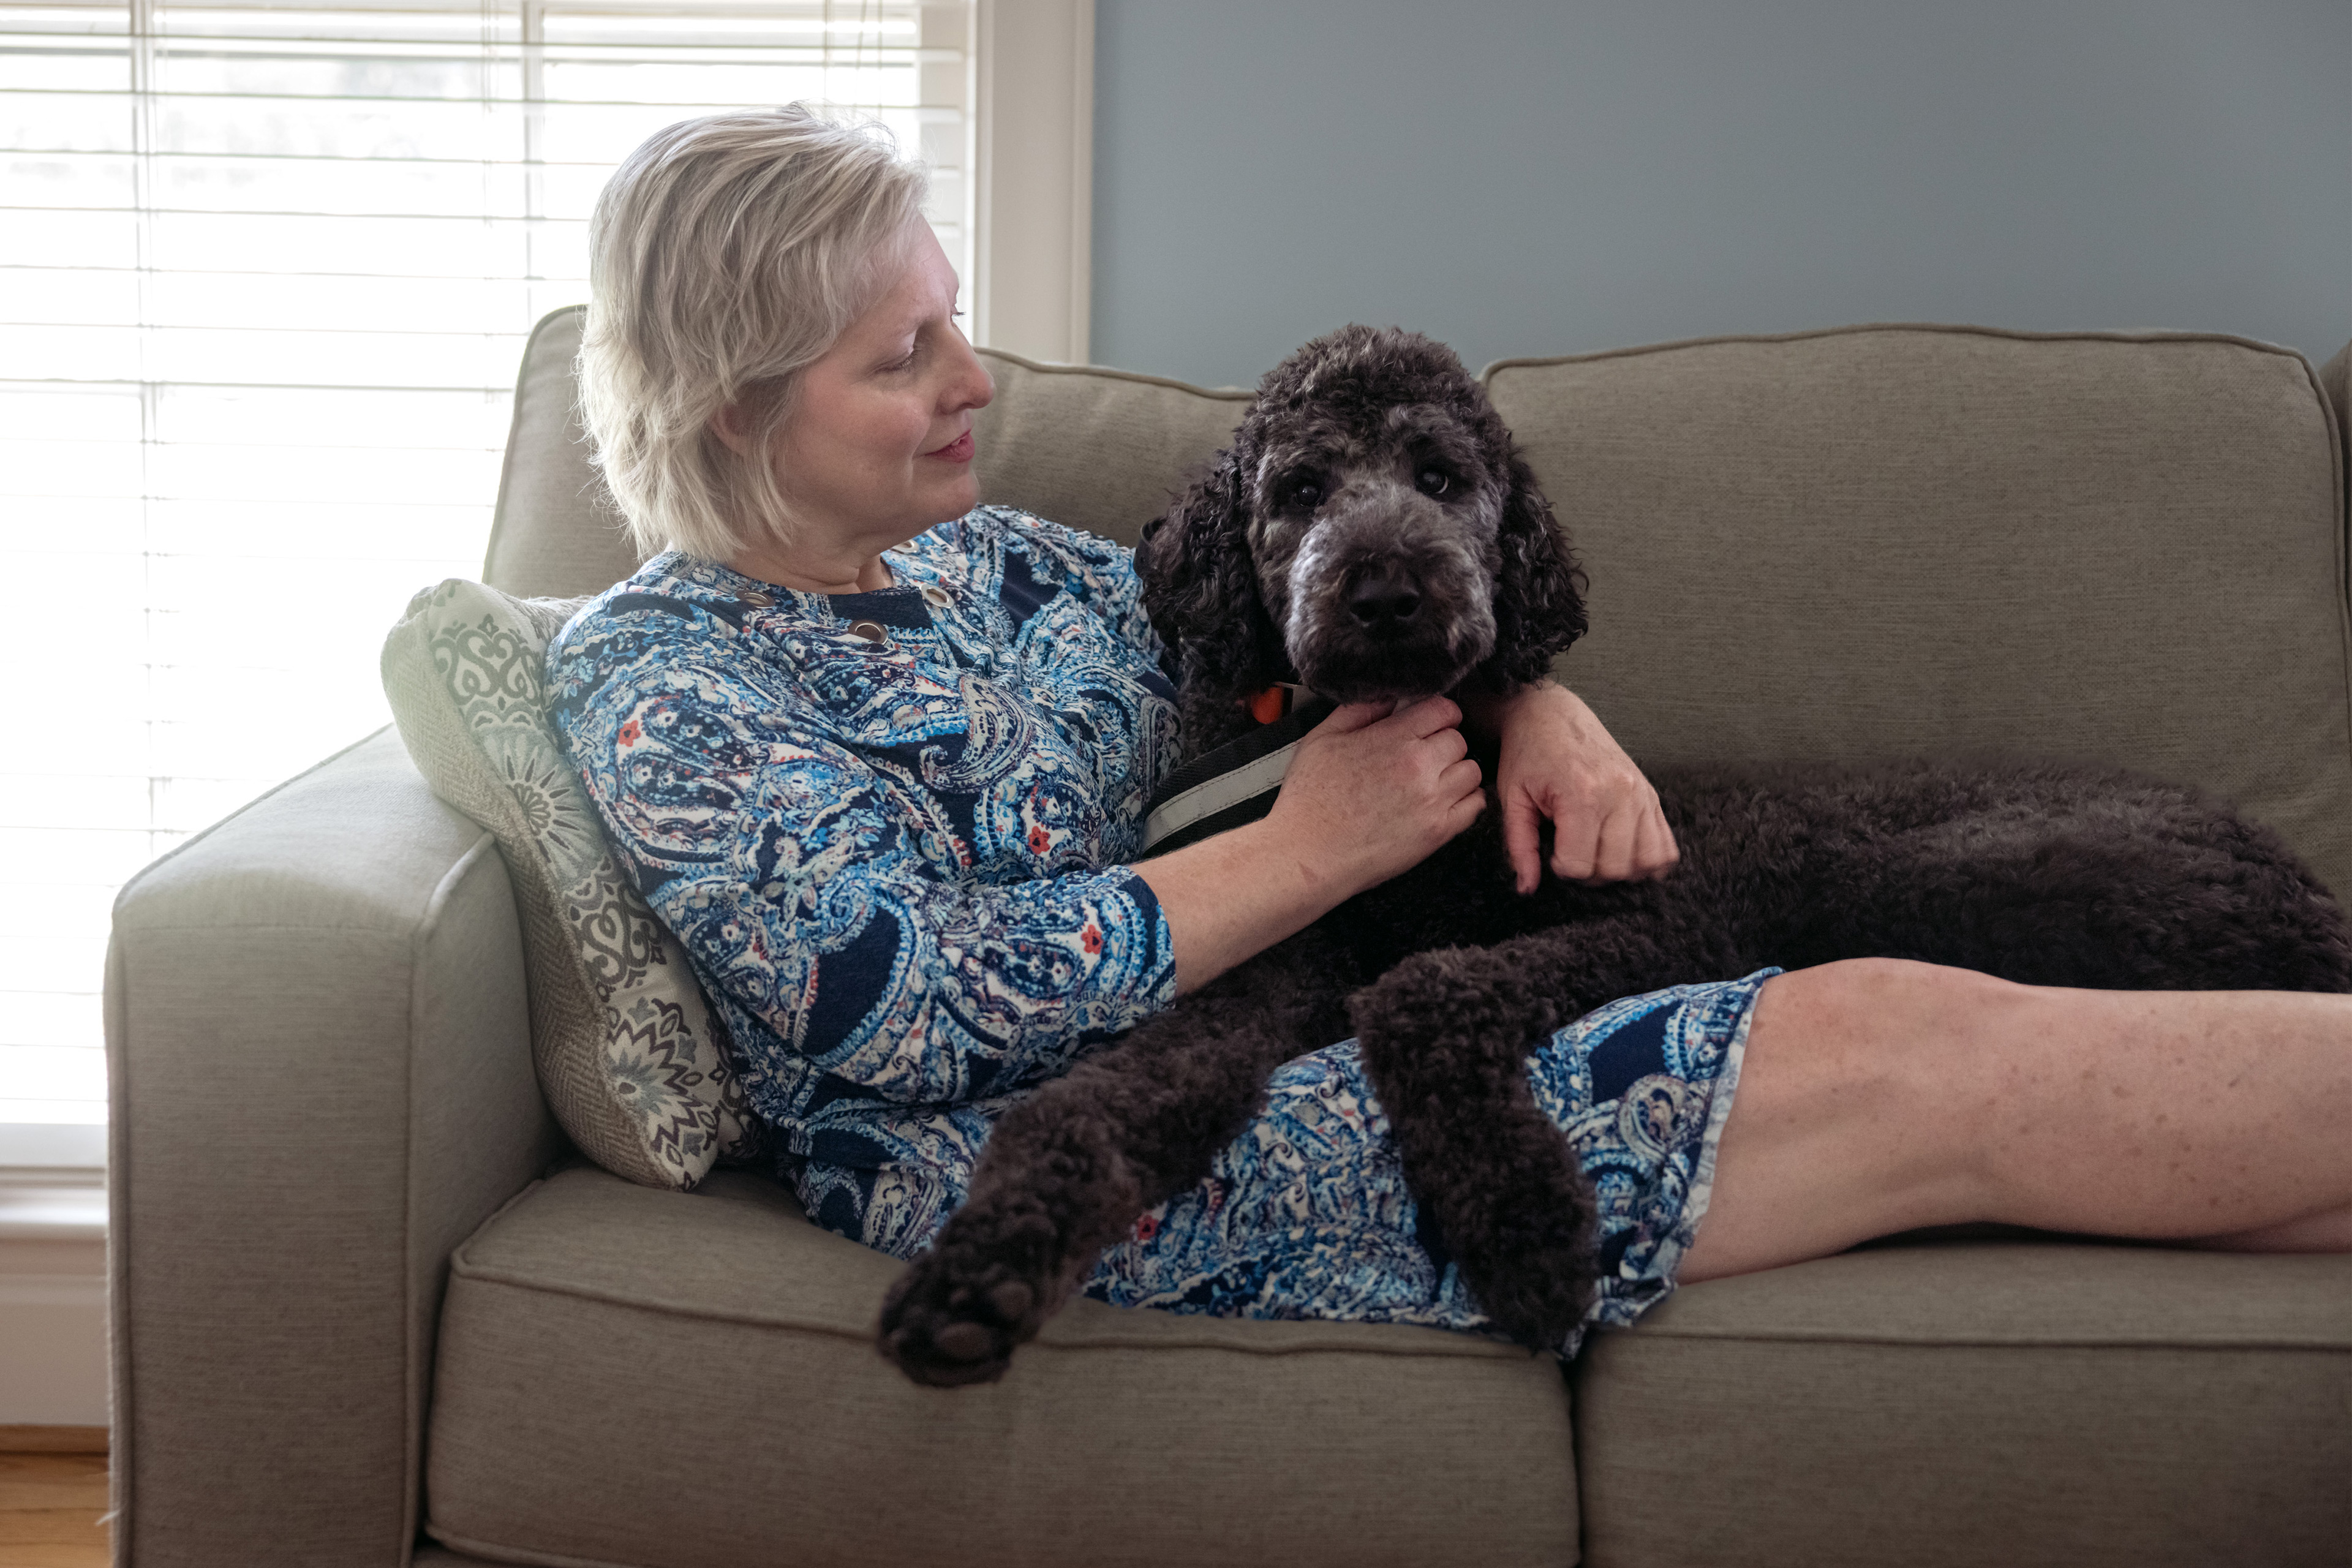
{"left": 548, "top": 108, "right": 2351, "bottom": 1356}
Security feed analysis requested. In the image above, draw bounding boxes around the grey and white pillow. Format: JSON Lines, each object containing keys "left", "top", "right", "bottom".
{"left": 383, "top": 578, "right": 766, "bottom": 1190}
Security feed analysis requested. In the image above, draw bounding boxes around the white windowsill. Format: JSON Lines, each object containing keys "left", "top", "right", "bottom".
{"left": 0, "top": 1121, "right": 107, "bottom": 1170}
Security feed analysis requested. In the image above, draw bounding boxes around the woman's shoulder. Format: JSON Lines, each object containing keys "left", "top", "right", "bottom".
{"left": 543, "top": 549, "right": 790, "bottom": 719}
{"left": 551, "top": 551, "right": 771, "bottom": 661}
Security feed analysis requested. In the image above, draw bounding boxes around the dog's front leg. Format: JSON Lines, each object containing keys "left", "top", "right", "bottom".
{"left": 1350, "top": 938, "right": 1597, "bottom": 1351}
{"left": 1351, "top": 916, "right": 1742, "bottom": 1350}
{"left": 878, "top": 932, "right": 1349, "bottom": 1387}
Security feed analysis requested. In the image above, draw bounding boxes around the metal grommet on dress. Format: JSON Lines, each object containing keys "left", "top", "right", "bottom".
{"left": 848, "top": 620, "right": 888, "bottom": 645}
{"left": 739, "top": 589, "right": 773, "bottom": 607}
{"left": 919, "top": 584, "right": 952, "bottom": 608}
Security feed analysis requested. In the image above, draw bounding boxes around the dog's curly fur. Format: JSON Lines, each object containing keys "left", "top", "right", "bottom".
{"left": 876, "top": 325, "right": 2352, "bottom": 1387}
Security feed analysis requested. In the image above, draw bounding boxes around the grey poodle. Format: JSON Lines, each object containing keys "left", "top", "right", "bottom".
{"left": 876, "top": 325, "right": 2352, "bottom": 1387}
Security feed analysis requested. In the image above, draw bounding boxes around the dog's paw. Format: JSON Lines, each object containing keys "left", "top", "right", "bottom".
{"left": 876, "top": 1221, "right": 1062, "bottom": 1388}
{"left": 1455, "top": 1191, "right": 1597, "bottom": 1352}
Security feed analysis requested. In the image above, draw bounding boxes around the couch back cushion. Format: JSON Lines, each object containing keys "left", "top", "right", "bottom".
{"left": 1488, "top": 325, "right": 2352, "bottom": 898}
{"left": 485, "top": 311, "right": 2352, "bottom": 898}
{"left": 480, "top": 307, "right": 1248, "bottom": 597}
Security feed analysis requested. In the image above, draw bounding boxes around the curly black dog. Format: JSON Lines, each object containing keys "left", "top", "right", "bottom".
{"left": 876, "top": 325, "right": 2352, "bottom": 1387}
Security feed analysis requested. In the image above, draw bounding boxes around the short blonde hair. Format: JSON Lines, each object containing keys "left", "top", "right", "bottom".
{"left": 578, "top": 107, "right": 930, "bottom": 561}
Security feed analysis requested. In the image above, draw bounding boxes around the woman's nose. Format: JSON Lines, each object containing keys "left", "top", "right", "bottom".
{"left": 943, "top": 322, "right": 994, "bottom": 413}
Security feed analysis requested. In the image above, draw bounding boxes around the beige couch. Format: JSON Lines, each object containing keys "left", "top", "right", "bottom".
{"left": 106, "top": 311, "right": 2352, "bottom": 1567}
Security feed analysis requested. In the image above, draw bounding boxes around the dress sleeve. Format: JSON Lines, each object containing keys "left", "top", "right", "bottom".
{"left": 551, "top": 614, "right": 1176, "bottom": 1109}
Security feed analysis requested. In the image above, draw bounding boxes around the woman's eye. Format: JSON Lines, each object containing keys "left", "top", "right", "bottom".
{"left": 1416, "top": 468, "right": 1451, "bottom": 498}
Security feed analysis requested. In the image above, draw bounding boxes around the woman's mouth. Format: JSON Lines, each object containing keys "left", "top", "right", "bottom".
{"left": 924, "top": 430, "right": 974, "bottom": 463}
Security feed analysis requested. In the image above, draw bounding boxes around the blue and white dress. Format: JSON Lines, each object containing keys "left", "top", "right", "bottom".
{"left": 548, "top": 505, "right": 1774, "bottom": 1354}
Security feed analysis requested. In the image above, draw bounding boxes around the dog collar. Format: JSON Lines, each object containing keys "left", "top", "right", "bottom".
{"left": 1245, "top": 682, "right": 1313, "bottom": 725}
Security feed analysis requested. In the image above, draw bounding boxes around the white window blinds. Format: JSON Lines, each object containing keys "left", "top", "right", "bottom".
{"left": 0, "top": 0, "right": 975, "bottom": 1126}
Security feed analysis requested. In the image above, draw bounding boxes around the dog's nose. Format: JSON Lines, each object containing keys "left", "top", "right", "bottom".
{"left": 1347, "top": 564, "right": 1423, "bottom": 631}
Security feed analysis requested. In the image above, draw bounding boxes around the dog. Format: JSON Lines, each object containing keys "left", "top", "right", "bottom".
{"left": 875, "top": 325, "right": 2352, "bottom": 1387}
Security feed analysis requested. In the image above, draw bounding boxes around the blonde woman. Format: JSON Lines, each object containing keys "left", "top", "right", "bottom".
{"left": 548, "top": 107, "right": 2351, "bottom": 1371}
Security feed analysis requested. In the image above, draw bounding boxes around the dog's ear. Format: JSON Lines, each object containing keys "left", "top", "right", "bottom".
{"left": 1480, "top": 452, "right": 1588, "bottom": 690}
{"left": 1137, "top": 446, "right": 1283, "bottom": 699}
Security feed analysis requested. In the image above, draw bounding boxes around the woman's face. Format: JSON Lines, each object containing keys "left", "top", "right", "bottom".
{"left": 758, "top": 224, "right": 995, "bottom": 561}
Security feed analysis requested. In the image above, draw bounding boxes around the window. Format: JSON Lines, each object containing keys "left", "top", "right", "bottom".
{"left": 0, "top": 0, "right": 978, "bottom": 1131}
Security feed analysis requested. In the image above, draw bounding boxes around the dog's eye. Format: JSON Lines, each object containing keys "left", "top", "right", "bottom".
{"left": 1416, "top": 467, "right": 1452, "bottom": 498}
{"left": 1287, "top": 478, "right": 1324, "bottom": 510}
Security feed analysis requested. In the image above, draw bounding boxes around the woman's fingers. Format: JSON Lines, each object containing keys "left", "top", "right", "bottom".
{"left": 1632, "top": 799, "right": 1681, "bottom": 880}
{"left": 1390, "top": 695, "right": 1463, "bottom": 739}
{"left": 1317, "top": 699, "right": 1398, "bottom": 735}
{"left": 1502, "top": 790, "right": 1545, "bottom": 895}
{"left": 1550, "top": 812, "right": 1600, "bottom": 882}
{"left": 1273, "top": 694, "right": 1483, "bottom": 896}
{"left": 1438, "top": 755, "right": 1484, "bottom": 801}
{"left": 1589, "top": 803, "right": 1642, "bottom": 883}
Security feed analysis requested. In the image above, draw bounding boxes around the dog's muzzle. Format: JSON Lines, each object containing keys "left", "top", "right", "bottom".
{"left": 1283, "top": 508, "right": 1496, "bottom": 702}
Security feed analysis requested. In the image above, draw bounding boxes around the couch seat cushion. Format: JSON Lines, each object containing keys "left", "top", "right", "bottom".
{"left": 426, "top": 1165, "right": 1579, "bottom": 1568}
{"left": 1573, "top": 1235, "right": 2352, "bottom": 1567}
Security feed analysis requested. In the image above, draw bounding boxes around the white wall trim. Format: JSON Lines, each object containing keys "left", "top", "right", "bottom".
{"left": 972, "top": 0, "right": 1093, "bottom": 364}
{"left": 0, "top": 1180, "right": 107, "bottom": 1426}
{"left": 1, "top": 1126, "right": 108, "bottom": 1425}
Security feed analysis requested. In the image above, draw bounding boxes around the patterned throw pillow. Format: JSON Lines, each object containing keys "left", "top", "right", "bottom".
{"left": 382, "top": 578, "right": 766, "bottom": 1190}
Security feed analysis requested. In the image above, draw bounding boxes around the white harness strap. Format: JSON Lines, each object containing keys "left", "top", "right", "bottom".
{"left": 1140, "top": 738, "right": 1304, "bottom": 854}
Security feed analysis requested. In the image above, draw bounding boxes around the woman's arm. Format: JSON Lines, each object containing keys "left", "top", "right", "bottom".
{"left": 552, "top": 648, "right": 1180, "bottom": 1105}
{"left": 1136, "top": 696, "right": 1485, "bottom": 992}
{"left": 1460, "top": 680, "right": 1678, "bottom": 894}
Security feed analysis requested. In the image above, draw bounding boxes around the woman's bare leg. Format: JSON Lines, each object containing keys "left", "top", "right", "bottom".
{"left": 2195, "top": 1205, "right": 2352, "bottom": 1251}
{"left": 1678, "top": 958, "right": 2352, "bottom": 1284}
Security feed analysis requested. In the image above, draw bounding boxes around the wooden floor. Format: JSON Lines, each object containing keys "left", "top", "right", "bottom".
{"left": 0, "top": 1429, "right": 108, "bottom": 1568}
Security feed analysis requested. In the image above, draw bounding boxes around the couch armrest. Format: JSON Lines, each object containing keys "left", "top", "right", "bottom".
{"left": 2320, "top": 339, "right": 2349, "bottom": 513}
{"left": 105, "top": 727, "right": 565, "bottom": 1567}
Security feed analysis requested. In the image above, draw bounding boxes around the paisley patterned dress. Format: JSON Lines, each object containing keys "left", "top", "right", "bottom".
{"left": 548, "top": 505, "right": 1774, "bottom": 1354}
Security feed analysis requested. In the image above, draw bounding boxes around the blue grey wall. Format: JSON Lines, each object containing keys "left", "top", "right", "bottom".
{"left": 1091, "top": 1, "right": 2351, "bottom": 388}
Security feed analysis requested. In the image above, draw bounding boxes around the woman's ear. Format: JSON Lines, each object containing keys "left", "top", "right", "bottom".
{"left": 1137, "top": 445, "right": 1283, "bottom": 700}
{"left": 708, "top": 379, "right": 788, "bottom": 460}
{"left": 1482, "top": 452, "right": 1588, "bottom": 690}
{"left": 709, "top": 401, "right": 752, "bottom": 458}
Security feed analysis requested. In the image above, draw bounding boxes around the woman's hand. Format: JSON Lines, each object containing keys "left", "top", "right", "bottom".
{"left": 1267, "top": 697, "right": 1487, "bottom": 895}
{"left": 1134, "top": 698, "right": 1482, "bottom": 993}
{"left": 1465, "top": 682, "right": 1678, "bottom": 894}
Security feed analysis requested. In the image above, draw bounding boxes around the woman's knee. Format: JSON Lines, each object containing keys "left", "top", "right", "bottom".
{"left": 1746, "top": 959, "right": 2024, "bottom": 1172}
{"left": 1756, "top": 958, "right": 2020, "bottom": 1067}
{"left": 1774, "top": 956, "right": 2018, "bottom": 1013}
{"left": 1688, "top": 961, "right": 2019, "bottom": 1273}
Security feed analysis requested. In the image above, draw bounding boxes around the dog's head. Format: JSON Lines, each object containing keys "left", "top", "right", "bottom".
{"left": 1137, "top": 325, "right": 1586, "bottom": 707}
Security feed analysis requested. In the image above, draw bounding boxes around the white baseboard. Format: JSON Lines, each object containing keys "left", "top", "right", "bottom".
{"left": 0, "top": 1273, "right": 108, "bottom": 1425}
{"left": 0, "top": 1180, "right": 109, "bottom": 1426}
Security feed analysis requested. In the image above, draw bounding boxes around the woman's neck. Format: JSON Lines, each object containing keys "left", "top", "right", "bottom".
{"left": 728, "top": 540, "right": 898, "bottom": 595}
